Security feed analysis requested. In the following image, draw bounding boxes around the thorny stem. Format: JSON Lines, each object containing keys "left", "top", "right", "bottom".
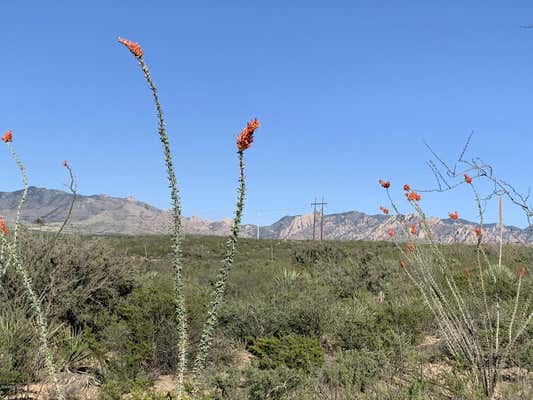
{"left": 30, "top": 163, "right": 77, "bottom": 265}
{"left": 508, "top": 274, "right": 522, "bottom": 345}
{"left": 9, "top": 144, "right": 28, "bottom": 244}
{"left": 136, "top": 57, "right": 187, "bottom": 398}
{"left": 6, "top": 143, "right": 64, "bottom": 400}
{"left": 192, "top": 150, "right": 246, "bottom": 387}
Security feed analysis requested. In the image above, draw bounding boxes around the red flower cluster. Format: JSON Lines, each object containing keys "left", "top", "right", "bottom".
{"left": 403, "top": 184, "right": 411, "bottom": 191}
{"left": 0, "top": 218, "right": 8, "bottom": 235}
{"left": 388, "top": 228, "right": 395, "bottom": 238}
{"left": 474, "top": 227, "right": 482, "bottom": 237}
{"left": 63, "top": 160, "right": 69, "bottom": 168}
{"left": 406, "top": 243, "right": 415, "bottom": 252}
{"left": 399, "top": 260, "right": 406, "bottom": 269}
{"left": 448, "top": 211, "right": 459, "bottom": 220}
{"left": 2, "top": 130, "right": 13, "bottom": 143}
{"left": 406, "top": 191, "right": 421, "bottom": 201}
{"left": 410, "top": 224, "right": 417, "bottom": 234}
{"left": 464, "top": 174, "right": 473, "bottom": 184}
{"left": 519, "top": 266, "right": 526, "bottom": 278}
{"left": 118, "top": 37, "right": 143, "bottom": 59}
{"left": 380, "top": 206, "right": 389, "bottom": 214}
{"left": 379, "top": 179, "right": 390, "bottom": 189}
{"left": 236, "top": 118, "right": 260, "bottom": 151}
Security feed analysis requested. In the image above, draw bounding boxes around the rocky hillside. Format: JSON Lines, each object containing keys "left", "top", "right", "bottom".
{"left": 257, "top": 211, "right": 530, "bottom": 244}
{"left": 0, "top": 187, "right": 258, "bottom": 236}
{"left": 0, "top": 187, "right": 530, "bottom": 242}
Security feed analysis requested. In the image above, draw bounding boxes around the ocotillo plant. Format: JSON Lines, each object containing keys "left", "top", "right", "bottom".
{"left": 0, "top": 130, "right": 77, "bottom": 400}
{"left": 118, "top": 37, "right": 260, "bottom": 398}
{"left": 379, "top": 177, "right": 531, "bottom": 398}
{"left": 118, "top": 37, "right": 188, "bottom": 398}
{"left": 192, "top": 119, "right": 260, "bottom": 387}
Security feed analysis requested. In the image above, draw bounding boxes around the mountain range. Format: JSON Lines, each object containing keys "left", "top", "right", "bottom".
{"left": 0, "top": 187, "right": 530, "bottom": 244}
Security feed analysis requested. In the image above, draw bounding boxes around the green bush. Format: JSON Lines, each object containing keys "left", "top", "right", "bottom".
{"left": 102, "top": 274, "right": 179, "bottom": 379}
{"left": 248, "top": 335, "right": 324, "bottom": 372}
{"left": 245, "top": 366, "right": 303, "bottom": 400}
{"left": 331, "top": 296, "right": 431, "bottom": 353}
{"left": 310, "top": 349, "right": 390, "bottom": 395}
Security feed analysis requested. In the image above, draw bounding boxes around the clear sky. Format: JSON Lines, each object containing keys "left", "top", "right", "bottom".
{"left": 2, "top": 1, "right": 533, "bottom": 227}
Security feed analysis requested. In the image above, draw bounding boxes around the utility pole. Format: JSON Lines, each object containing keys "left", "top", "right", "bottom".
{"left": 320, "top": 197, "right": 327, "bottom": 241}
{"left": 311, "top": 198, "right": 327, "bottom": 241}
{"left": 256, "top": 212, "right": 261, "bottom": 240}
{"left": 311, "top": 198, "right": 317, "bottom": 241}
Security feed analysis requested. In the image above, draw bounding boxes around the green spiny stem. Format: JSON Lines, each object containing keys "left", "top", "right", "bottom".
{"left": 192, "top": 150, "right": 246, "bottom": 386}
{"left": 30, "top": 163, "right": 77, "bottom": 265}
{"left": 136, "top": 57, "right": 187, "bottom": 398}
{"left": 6, "top": 143, "right": 64, "bottom": 400}
{"left": 8, "top": 143, "right": 28, "bottom": 244}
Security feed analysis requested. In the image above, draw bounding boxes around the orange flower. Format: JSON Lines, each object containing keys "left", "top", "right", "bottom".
{"left": 406, "top": 243, "right": 415, "bottom": 252}
{"left": 403, "top": 184, "right": 411, "bottom": 191}
{"left": 464, "top": 268, "right": 471, "bottom": 280}
{"left": 399, "top": 260, "right": 406, "bottom": 269}
{"left": 464, "top": 174, "right": 473, "bottom": 184}
{"left": 519, "top": 266, "right": 526, "bottom": 278}
{"left": 406, "top": 191, "right": 421, "bottom": 201}
{"left": 448, "top": 211, "right": 459, "bottom": 220}
{"left": 474, "top": 227, "right": 482, "bottom": 237}
{"left": 379, "top": 179, "right": 391, "bottom": 189}
{"left": 1, "top": 130, "right": 13, "bottom": 143}
{"left": 380, "top": 206, "right": 389, "bottom": 215}
{"left": 118, "top": 37, "right": 143, "bottom": 58}
{"left": 388, "top": 228, "right": 395, "bottom": 238}
{"left": 236, "top": 118, "right": 260, "bottom": 151}
{"left": 410, "top": 224, "right": 417, "bottom": 234}
{"left": 0, "top": 218, "right": 8, "bottom": 235}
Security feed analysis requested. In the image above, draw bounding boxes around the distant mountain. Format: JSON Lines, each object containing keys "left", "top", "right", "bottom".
{"left": 0, "top": 187, "right": 258, "bottom": 236}
{"left": 256, "top": 211, "right": 530, "bottom": 244}
{"left": 0, "top": 187, "right": 529, "bottom": 243}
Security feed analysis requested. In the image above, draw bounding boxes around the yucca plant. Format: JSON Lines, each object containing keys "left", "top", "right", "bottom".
{"left": 379, "top": 176, "right": 531, "bottom": 398}
{"left": 118, "top": 37, "right": 261, "bottom": 398}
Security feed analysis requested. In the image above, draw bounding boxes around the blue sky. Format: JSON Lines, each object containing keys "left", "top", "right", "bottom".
{"left": 1, "top": 1, "right": 533, "bottom": 227}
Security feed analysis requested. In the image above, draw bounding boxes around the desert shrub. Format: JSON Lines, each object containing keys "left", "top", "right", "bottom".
{"left": 308, "top": 349, "right": 390, "bottom": 396}
{"left": 245, "top": 366, "right": 303, "bottom": 400}
{"left": 218, "top": 286, "right": 332, "bottom": 341}
{"left": 101, "top": 274, "right": 179, "bottom": 379}
{"left": 330, "top": 295, "right": 430, "bottom": 354}
{"left": 98, "top": 377, "right": 153, "bottom": 400}
{"left": 1, "top": 233, "right": 135, "bottom": 333}
{"left": 248, "top": 335, "right": 324, "bottom": 372}
{"left": 0, "top": 305, "right": 40, "bottom": 395}
{"left": 311, "top": 250, "right": 397, "bottom": 298}
{"left": 293, "top": 244, "right": 347, "bottom": 269}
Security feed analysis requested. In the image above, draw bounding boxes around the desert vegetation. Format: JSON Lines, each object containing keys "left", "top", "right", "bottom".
{"left": 0, "top": 37, "right": 531, "bottom": 400}
{"left": 1, "top": 234, "right": 531, "bottom": 399}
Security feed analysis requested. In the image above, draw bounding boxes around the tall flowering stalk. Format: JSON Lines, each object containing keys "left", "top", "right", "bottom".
{"left": 380, "top": 179, "right": 531, "bottom": 397}
{"left": 118, "top": 37, "right": 188, "bottom": 398}
{"left": 118, "top": 37, "right": 261, "bottom": 398}
{"left": 1, "top": 131, "right": 64, "bottom": 400}
{"left": 192, "top": 119, "right": 260, "bottom": 386}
